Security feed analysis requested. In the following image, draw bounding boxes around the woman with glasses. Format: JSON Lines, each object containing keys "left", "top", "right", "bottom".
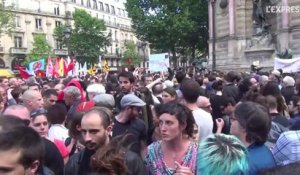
{"left": 30, "top": 108, "right": 70, "bottom": 163}
{"left": 145, "top": 102, "right": 197, "bottom": 175}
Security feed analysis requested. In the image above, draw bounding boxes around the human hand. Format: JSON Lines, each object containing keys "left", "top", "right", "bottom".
{"left": 215, "top": 118, "right": 224, "bottom": 134}
{"left": 174, "top": 161, "right": 194, "bottom": 175}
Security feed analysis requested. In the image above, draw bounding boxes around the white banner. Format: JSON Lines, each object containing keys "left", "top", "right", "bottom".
{"left": 149, "top": 53, "right": 169, "bottom": 72}
{"left": 274, "top": 57, "right": 300, "bottom": 73}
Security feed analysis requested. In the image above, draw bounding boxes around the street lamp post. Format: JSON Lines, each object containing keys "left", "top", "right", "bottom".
{"left": 63, "top": 26, "right": 71, "bottom": 56}
{"left": 211, "top": 0, "right": 217, "bottom": 72}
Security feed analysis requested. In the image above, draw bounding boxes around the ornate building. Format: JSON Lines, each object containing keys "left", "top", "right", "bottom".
{"left": 0, "top": 0, "right": 149, "bottom": 71}
{"left": 208, "top": 0, "right": 300, "bottom": 71}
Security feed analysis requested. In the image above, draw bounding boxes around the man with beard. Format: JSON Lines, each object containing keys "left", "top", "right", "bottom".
{"left": 115, "top": 71, "right": 135, "bottom": 111}
{"left": 65, "top": 107, "right": 145, "bottom": 175}
{"left": 112, "top": 94, "right": 147, "bottom": 156}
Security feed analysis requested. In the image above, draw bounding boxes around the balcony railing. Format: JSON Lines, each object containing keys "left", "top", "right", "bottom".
{"left": 54, "top": 49, "right": 68, "bottom": 56}
{"left": 0, "top": 47, "right": 4, "bottom": 53}
{"left": 10, "top": 47, "right": 27, "bottom": 55}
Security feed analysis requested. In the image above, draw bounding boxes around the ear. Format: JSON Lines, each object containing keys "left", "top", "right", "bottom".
{"left": 26, "top": 160, "right": 40, "bottom": 175}
{"left": 180, "top": 122, "right": 187, "bottom": 132}
{"left": 105, "top": 125, "right": 113, "bottom": 136}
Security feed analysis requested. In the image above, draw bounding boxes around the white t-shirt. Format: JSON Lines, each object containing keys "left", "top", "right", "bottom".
{"left": 192, "top": 108, "right": 213, "bottom": 142}
{"left": 48, "top": 124, "right": 69, "bottom": 142}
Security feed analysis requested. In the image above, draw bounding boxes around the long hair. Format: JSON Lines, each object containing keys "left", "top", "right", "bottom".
{"left": 90, "top": 135, "right": 130, "bottom": 175}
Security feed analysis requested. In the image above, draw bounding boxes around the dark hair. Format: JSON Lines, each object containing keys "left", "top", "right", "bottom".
{"left": 261, "top": 81, "right": 286, "bottom": 114}
{"left": 30, "top": 108, "right": 48, "bottom": 119}
{"left": 175, "top": 71, "right": 186, "bottom": 84}
{"left": 180, "top": 79, "right": 202, "bottom": 103}
{"left": 0, "top": 115, "right": 26, "bottom": 131}
{"left": 0, "top": 126, "right": 44, "bottom": 168}
{"left": 163, "top": 87, "right": 177, "bottom": 98}
{"left": 258, "top": 163, "right": 300, "bottom": 175}
{"left": 85, "top": 107, "right": 112, "bottom": 128}
{"left": 11, "top": 87, "right": 22, "bottom": 101}
{"left": 152, "top": 83, "right": 164, "bottom": 95}
{"left": 118, "top": 71, "right": 135, "bottom": 84}
{"left": 47, "top": 103, "right": 68, "bottom": 124}
{"left": 42, "top": 89, "right": 58, "bottom": 98}
{"left": 234, "top": 102, "right": 271, "bottom": 144}
{"left": 225, "top": 71, "right": 241, "bottom": 83}
{"left": 212, "top": 80, "right": 223, "bottom": 91}
{"left": 91, "top": 135, "right": 129, "bottom": 175}
{"left": 68, "top": 112, "right": 85, "bottom": 138}
{"left": 157, "top": 102, "right": 195, "bottom": 137}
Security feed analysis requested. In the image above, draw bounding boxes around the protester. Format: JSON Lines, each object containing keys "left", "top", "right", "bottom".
{"left": 197, "top": 134, "right": 249, "bottom": 175}
{"left": 145, "top": 102, "right": 197, "bottom": 175}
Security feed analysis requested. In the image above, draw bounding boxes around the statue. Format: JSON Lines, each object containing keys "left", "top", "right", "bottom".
{"left": 252, "top": 0, "right": 271, "bottom": 35}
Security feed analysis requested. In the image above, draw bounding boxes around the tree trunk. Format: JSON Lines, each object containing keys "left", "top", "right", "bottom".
{"left": 171, "top": 48, "right": 177, "bottom": 69}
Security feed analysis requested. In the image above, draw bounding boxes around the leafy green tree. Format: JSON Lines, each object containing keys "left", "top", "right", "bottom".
{"left": 24, "top": 34, "right": 51, "bottom": 65}
{"left": 53, "top": 23, "right": 67, "bottom": 48}
{"left": 66, "top": 9, "right": 110, "bottom": 64}
{"left": 122, "top": 41, "right": 140, "bottom": 66}
{"left": 0, "top": 3, "right": 15, "bottom": 36}
{"left": 125, "top": 0, "right": 208, "bottom": 67}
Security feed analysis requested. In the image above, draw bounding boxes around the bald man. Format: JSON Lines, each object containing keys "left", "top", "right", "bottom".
{"left": 3, "top": 104, "right": 31, "bottom": 125}
{"left": 22, "top": 90, "right": 44, "bottom": 112}
{"left": 197, "top": 96, "right": 212, "bottom": 113}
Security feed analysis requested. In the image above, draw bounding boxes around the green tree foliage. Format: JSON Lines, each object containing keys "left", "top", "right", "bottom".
{"left": 125, "top": 0, "right": 208, "bottom": 67}
{"left": 0, "top": 3, "right": 15, "bottom": 36}
{"left": 68, "top": 9, "right": 110, "bottom": 64}
{"left": 122, "top": 41, "right": 140, "bottom": 66}
{"left": 25, "top": 34, "right": 51, "bottom": 65}
{"left": 53, "top": 23, "right": 67, "bottom": 48}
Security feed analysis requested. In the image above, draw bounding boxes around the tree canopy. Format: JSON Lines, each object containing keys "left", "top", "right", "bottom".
{"left": 122, "top": 41, "right": 140, "bottom": 66}
{"left": 54, "top": 9, "right": 111, "bottom": 64}
{"left": 24, "top": 34, "right": 51, "bottom": 65}
{"left": 0, "top": 3, "right": 14, "bottom": 36}
{"left": 125, "top": 0, "right": 208, "bottom": 67}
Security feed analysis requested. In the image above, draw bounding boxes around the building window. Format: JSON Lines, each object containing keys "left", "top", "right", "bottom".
{"left": 14, "top": 36, "right": 22, "bottom": 48}
{"left": 55, "top": 40, "right": 62, "bottom": 49}
{"left": 54, "top": 5, "right": 60, "bottom": 15}
{"left": 87, "top": 0, "right": 91, "bottom": 8}
{"left": 35, "top": 18, "right": 42, "bottom": 30}
{"left": 122, "top": 9, "right": 125, "bottom": 17}
{"left": 93, "top": 0, "right": 97, "bottom": 9}
{"left": 115, "top": 30, "right": 117, "bottom": 41}
{"left": 105, "top": 4, "right": 110, "bottom": 13}
{"left": 111, "top": 5, "right": 115, "bottom": 15}
{"left": 81, "top": 0, "right": 84, "bottom": 5}
{"left": 118, "top": 8, "right": 121, "bottom": 15}
{"left": 71, "top": 0, "right": 76, "bottom": 2}
{"left": 15, "top": 16, "right": 21, "bottom": 27}
{"left": 55, "top": 21, "right": 61, "bottom": 27}
{"left": 99, "top": 1, "right": 104, "bottom": 11}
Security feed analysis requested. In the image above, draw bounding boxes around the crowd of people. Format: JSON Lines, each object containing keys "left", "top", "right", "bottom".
{"left": 0, "top": 67, "right": 300, "bottom": 175}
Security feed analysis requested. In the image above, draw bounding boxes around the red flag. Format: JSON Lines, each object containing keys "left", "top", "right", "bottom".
{"left": 36, "top": 70, "right": 46, "bottom": 78}
{"left": 53, "top": 57, "right": 60, "bottom": 78}
{"left": 67, "top": 58, "right": 75, "bottom": 73}
{"left": 63, "top": 59, "right": 68, "bottom": 75}
{"left": 16, "top": 65, "right": 30, "bottom": 79}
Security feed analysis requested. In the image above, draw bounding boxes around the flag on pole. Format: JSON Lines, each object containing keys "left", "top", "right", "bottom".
{"left": 58, "top": 58, "right": 64, "bottom": 77}
{"left": 103, "top": 60, "right": 110, "bottom": 73}
{"left": 46, "top": 56, "right": 53, "bottom": 78}
{"left": 28, "top": 59, "right": 46, "bottom": 72}
{"left": 16, "top": 65, "right": 30, "bottom": 79}
{"left": 53, "top": 57, "right": 60, "bottom": 78}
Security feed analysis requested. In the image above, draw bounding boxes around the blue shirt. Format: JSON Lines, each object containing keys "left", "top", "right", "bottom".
{"left": 247, "top": 143, "right": 276, "bottom": 175}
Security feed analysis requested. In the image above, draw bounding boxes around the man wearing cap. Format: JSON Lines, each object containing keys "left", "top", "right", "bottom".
{"left": 112, "top": 94, "right": 147, "bottom": 156}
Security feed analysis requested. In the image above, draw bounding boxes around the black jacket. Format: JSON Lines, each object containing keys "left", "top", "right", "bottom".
{"left": 65, "top": 148, "right": 147, "bottom": 175}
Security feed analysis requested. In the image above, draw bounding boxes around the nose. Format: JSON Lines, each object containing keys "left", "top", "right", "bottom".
{"left": 160, "top": 123, "right": 167, "bottom": 132}
{"left": 83, "top": 133, "right": 92, "bottom": 142}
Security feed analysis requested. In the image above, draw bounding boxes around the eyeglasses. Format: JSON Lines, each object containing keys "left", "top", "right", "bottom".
{"left": 30, "top": 108, "right": 48, "bottom": 118}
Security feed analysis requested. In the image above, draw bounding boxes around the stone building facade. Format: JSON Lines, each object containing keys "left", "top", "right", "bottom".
{"left": 208, "top": 0, "right": 300, "bottom": 71}
{"left": 0, "top": 0, "right": 149, "bottom": 71}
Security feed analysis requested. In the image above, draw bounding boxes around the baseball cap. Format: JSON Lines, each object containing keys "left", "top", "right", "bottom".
{"left": 121, "top": 94, "right": 146, "bottom": 108}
